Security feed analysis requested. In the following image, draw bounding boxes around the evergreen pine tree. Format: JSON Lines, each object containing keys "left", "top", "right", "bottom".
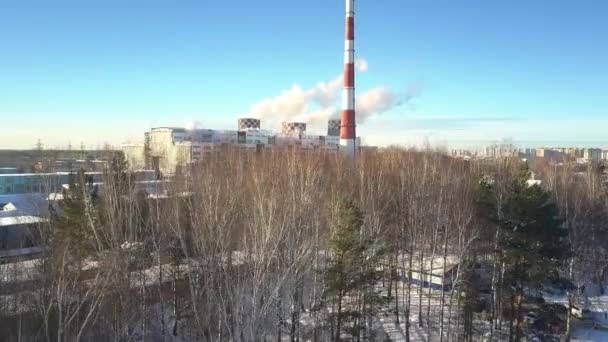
{"left": 478, "top": 165, "right": 570, "bottom": 340}
{"left": 109, "top": 152, "right": 129, "bottom": 186}
{"left": 51, "top": 169, "right": 100, "bottom": 261}
{"left": 324, "top": 199, "right": 386, "bottom": 341}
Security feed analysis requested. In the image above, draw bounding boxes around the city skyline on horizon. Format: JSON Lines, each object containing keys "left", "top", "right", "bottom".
{"left": 1, "top": 0, "right": 607, "bottom": 149}
{"left": 9, "top": 136, "right": 608, "bottom": 153}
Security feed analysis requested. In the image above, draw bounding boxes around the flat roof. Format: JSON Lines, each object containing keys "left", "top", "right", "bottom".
{"left": 47, "top": 193, "right": 64, "bottom": 201}
{"left": 0, "top": 170, "right": 154, "bottom": 178}
{"left": 0, "top": 216, "right": 47, "bottom": 227}
{"left": 151, "top": 127, "right": 187, "bottom": 132}
{"left": 0, "top": 246, "right": 45, "bottom": 259}
{"left": 0, "top": 171, "right": 103, "bottom": 177}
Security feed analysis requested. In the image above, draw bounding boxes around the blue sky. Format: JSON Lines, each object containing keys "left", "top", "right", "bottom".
{"left": 1, "top": 0, "right": 607, "bottom": 149}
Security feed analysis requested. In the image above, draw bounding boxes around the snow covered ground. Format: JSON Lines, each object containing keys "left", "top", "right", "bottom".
{"left": 571, "top": 294, "right": 608, "bottom": 341}
{"left": 379, "top": 315, "right": 430, "bottom": 342}
{"left": 374, "top": 281, "right": 464, "bottom": 342}
{"left": 544, "top": 288, "right": 608, "bottom": 342}
{"left": 572, "top": 322, "right": 608, "bottom": 342}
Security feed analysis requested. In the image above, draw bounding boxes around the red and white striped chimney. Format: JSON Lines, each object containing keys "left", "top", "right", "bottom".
{"left": 340, "top": 0, "right": 356, "bottom": 156}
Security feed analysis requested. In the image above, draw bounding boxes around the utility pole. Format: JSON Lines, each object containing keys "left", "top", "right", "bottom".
{"left": 35, "top": 139, "right": 43, "bottom": 152}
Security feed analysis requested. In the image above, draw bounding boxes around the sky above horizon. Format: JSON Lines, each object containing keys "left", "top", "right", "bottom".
{"left": 1, "top": 0, "right": 607, "bottom": 150}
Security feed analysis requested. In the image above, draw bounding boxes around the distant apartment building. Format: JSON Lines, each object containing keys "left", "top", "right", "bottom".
{"left": 484, "top": 144, "right": 518, "bottom": 159}
{"left": 121, "top": 144, "right": 147, "bottom": 170}
{"left": 565, "top": 148, "right": 583, "bottom": 159}
{"left": 147, "top": 127, "right": 199, "bottom": 173}
{"left": 583, "top": 148, "right": 602, "bottom": 162}
{"left": 123, "top": 119, "right": 364, "bottom": 174}
{"left": 535, "top": 148, "right": 564, "bottom": 161}
{"left": 520, "top": 148, "right": 537, "bottom": 160}
{"left": 451, "top": 149, "right": 476, "bottom": 159}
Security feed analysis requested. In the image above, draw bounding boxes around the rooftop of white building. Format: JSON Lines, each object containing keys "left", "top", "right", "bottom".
{"left": 0, "top": 216, "right": 47, "bottom": 227}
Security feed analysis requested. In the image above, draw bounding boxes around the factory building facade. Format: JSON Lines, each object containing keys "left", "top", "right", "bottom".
{"left": 0, "top": 171, "right": 156, "bottom": 195}
{"left": 123, "top": 119, "right": 363, "bottom": 174}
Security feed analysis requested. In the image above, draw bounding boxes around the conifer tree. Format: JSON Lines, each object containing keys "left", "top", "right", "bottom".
{"left": 51, "top": 169, "right": 100, "bottom": 260}
{"left": 479, "top": 165, "right": 570, "bottom": 340}
{"left": 109, "top": 152, "right": 129, "bottom": 186}
{"left": 324, "top": 199, "right": 386, "bottom": 341}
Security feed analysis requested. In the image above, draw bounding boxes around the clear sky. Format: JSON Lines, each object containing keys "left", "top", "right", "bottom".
{"left": 1, "top": 0, "right": 607, "bottom": 149}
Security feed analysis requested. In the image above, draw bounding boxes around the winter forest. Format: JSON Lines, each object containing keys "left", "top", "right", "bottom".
{"left": 1, "top": 148, "right": 608, "bottom": 341}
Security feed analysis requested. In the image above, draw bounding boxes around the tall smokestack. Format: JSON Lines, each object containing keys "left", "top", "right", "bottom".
{"left": 340, "top": 0, "right": 356, "bottom": 156}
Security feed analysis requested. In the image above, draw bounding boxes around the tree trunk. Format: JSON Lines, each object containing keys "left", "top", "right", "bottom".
{"left": 598, "top": 267, "right": 606, "bottom": 295}
{"left": 439, "top": 227, "right": 449, "bottom": 342}
{"left": 508, "top": 293, "right": 515, "bottom": 342}
{"left": 290, "top": 286, "right": 300, "bottom": 342}
{"left": 394, "top": 262, "right": 400, "bottom": 325}
{"left": 514, "top": 289, "right": 524, "bottom": 342}
{"left": 418, "top": 248, "right": 425, "bottom": 327}
{"left": 497, "top": 261, "right": 505, "bottom": 331}
{"left": 158, "top": 250, "right": 166, "bottom": 341}
{"left": 446, "top": 284, "right": 455, "bottom": 342}
{"left": 172, "top": 277, "right": 179, "bottom": 337}
{"left": 427, "top": 227, "right": 439, "bottom": 338}
{"left": 405, "top": 235, "right": 414, "bottom": 342}
{"left": 491, "top": 227, "right": 500, "bottom": 333}
{"left": 335, "top": 294, "right": 342, "bottom": 342}
{"left": 565, "top": 257, "right": 575, "bottom": 341}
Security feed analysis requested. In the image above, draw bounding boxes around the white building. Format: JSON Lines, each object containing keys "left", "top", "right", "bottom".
{"left": 122, "top": 119, "right": 372, "bottom": 174}
{"left": 396, "top": 254, "right": 460, "bottom": 290}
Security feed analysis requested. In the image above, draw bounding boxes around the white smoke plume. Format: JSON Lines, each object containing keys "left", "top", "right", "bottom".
{"left": 355, "top": 59, "right": 368, "bottom": 72}
{"left": 185, "top": 120, "right": 202, "bottom": 130}
{"left": 248, "top": 59, "right": 420, "bottom": 129}
{"left": 249, "top": 85, "right": 310, "bottom": 123}
{"left": 311, "top": 76, "right": 342, "bottom": 108}
{"left": 356, "top": 83, "right": 422, "bottom": 123}
{"left": 293, "top": 107, "right": 339, "bottom": 126}
{"left": 357, "top": 87, "right": 400, "bottom": 122}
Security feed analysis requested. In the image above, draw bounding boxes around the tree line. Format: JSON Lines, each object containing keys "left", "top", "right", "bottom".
{"left": 0, "top": 147, "right": 606, "bottom": 341}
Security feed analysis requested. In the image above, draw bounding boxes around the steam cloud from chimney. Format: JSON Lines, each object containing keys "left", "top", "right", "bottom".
{"left": 185, "top": 120, "right": 202, "bottom": 131}
{"left": 248, "top": 59, "right": 420, "bottom": 129}
{"left": 357, "top": 82, "right": 422, "bottom": 122}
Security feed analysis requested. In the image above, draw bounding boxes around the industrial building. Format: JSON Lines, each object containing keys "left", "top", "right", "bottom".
{"left": 0, "top": 170, "right": 160, "bottom": 261}
{"left": 0, "top": 170, "right": 156, "bottom": 195}
{"left": 0, "top": 168, "right": 18, "bottom": 175}
{"left": 0, "top": 216, "right": 46, "bottom": 252}
{"left": 123, "top": 119, "right": 364, "bottom": 174}
{"left": 0, "top": 172, "right": 103, "bottom": 195}
{"left": 122, "top": 0, "right": 363, "bottom": 172}
{"left": 0, "top": 192, "right": 49, "bottom": 261}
